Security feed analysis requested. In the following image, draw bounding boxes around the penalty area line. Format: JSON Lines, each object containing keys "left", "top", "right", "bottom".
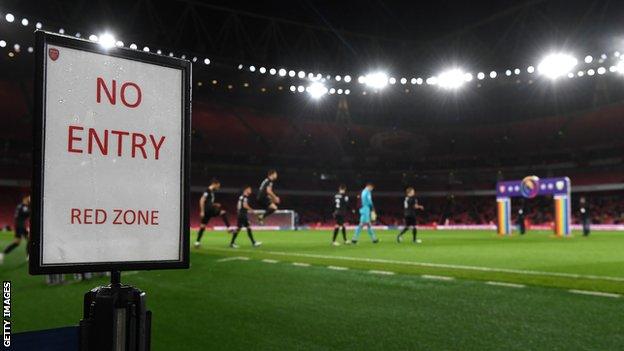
{"left": 485, "top": 281, "right": 525, "bottom": 288}
{"left": 327, "top": 266, "right": 349, "bottom": 271}
{"left": 292, "top": 262, "right": 311, "bottom": 267}
{"left": 262, "top": 259, "right": 279, "bottom": 264}
{"left": 369, "top": 270, "right": 395, "bottom": 276}
{"left": 216, "top": 256, "right": 250, "bottom": 263}
{"left": 422, "top": 275, "right": 454, "bottom": 281}
{"left": 205, "top": 248, "right": 624, "bottom": 283}
{"left": 568, "top": 290, "right": 621, "bottom": 298}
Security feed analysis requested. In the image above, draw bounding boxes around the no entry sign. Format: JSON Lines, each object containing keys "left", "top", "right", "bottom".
{"left": 30, "top": 31, "right": 191, "bottom": 273}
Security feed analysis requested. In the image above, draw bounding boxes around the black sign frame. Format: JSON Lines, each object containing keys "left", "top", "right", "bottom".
{"left": 30, "top": 31, "right": 191, "bottom": 274}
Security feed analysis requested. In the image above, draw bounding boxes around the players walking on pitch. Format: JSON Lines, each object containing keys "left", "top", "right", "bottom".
{"left": 331, "top": 184, "right": 351, "bottom": 246}
{"left": 352, "top": 182, "right": 379, "bottom": 244}
{"left": 230, "top": 186, "right": 262, "bottom": 248}
{"left": 397, "top": 187, "right": 424, "bottom": 244}
{"left": 257, "top": 169, "right": 280, "bottom": 225}
{"left": 0, "top": 195, "right": 30, "bottom": 264}
{"left": 195, "top": 179, "right": 232, "bottom": 248}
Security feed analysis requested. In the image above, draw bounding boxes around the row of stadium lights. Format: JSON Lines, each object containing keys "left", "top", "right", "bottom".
{"left": 3, "top": 11, "right": 624, "bottom": 100}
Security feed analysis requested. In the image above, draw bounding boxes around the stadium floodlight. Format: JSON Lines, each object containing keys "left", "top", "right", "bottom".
{"left": 329, "top": 88, "right": 336, "bottom": 94}
{"left": 308, "top": 72, "right": 315, "bottom": 80}
{"left": 308, "top": 82, "right": 328, "bottom": 99}
{"left": 98, "top": 33, "right": 116, "bottom": 49}
{"left": 514, "top": 68, "right": 520, "bottom": 75}
{"left": 269, "top": 68, "right": 277, "bottom": 75}
{"left": 27, "top": 46, "right": 33, "bottom": 53}
{"left": 584, "top": 55, "right": 593, "bottom": 63}
{"left": 297, "top": 85, "right": 305, "bottom": 92}
{"left": 337, "top": 89, "right": 343, "bottom": 94}
{"left": 88, "top": 34, "right": 98, "bottom": 42}
{"left": 577, "top": 70, "right": 584, "bottom": 77}
{"left": 129, "top": 43, "right": 137, "bottom": 50}
{"left": 21, "top": 18, "right": 28, "bottom": 26}
{"left": 298, "top": 71, "right": 306, "bottom": 79}
{"left": 464, "top": 73, "right": 473, "bottom": 82}
{"left": 289, "top": 85, "right": 296, "bottom": 92}
{"left": 35, "top": 22, "right": 42, "bottom": 29}
{"left": 400, "top": 77, "right": 407, "bottom": 84}
{"left": 537, "top": 53, "right": 578, "bottom": 80}
{"left": 156, "top": 49, "right": 162, "bottom": 55}
{"left": 259, "top": 67, "right": 266, "bottom": 74}
{"left": 12, "top": 44, "right": 19, "bottom": 52}
{"left": 567, "top": 72, "right": 574, "bottom": 78}
{"left": 597, "top": 67, "right": 606, "bottom": 75}
{"left": 0, "top": 41, "right": 6, "bottom": 48}
{"left": 204, "top": 58, "right": 210, "bottom": 65}
{"left": 527, "top": 66, "right": 535, "bottom": 74}
{"left": 249, "top": 65, "right": 256, "bottom": 72}
{"left": 505, "top": 69, "right": 512, "bottom": 76}
{"left": 5, "top": 14, "right": 14, "bottom": 23}
{"left": 335, "top": 75, "right": 342, "bottom": 81}
{"left": 437, "top": 69, "right": 466, "bottom": 89}
{"left": 616, "top": 61, "right": 624, "bottom": 74}
{"left": 363, "top": 72, "right": 388, "bottom": 89}
{"left": 410, "top": 78, "right": 417, "bottom": 85}
{"left": 142, "top": 46, "right": 150, "bottom": 52}
{"left": 59, "top": 28, "right": 65, "bottom": 34}
{"left": 416, "top": 78, "right": 423, "bottom": 85}
{"left": 489, "top": 71, "right": 497, "bottom": 78}
{"left": 477, "top": 72, "right": 485, "bottom": 80}
{"left": 358, "top": 75, "right": 365, "bottom": 84}
{"left": 115, "top": 40, "right": 124, "bottom": 47}
{"left": 345, "top": 89, "right": 350, "bottom": 95}
{"left": 288, "top": 70, "right": 296, "bottom": 77}
{"left": 609, "top": 65, "right": 617, "bottom": 72}
{"left": 344, "top": 75, "right": 352, "bottom": 83}
{"left": 389, "top": 77, "right": 396, "bottom": 85}
{"left": 587, "top": 69, "right": 595, "bottom": 76}
{"left": 426, "top": 76, "right": 438, "bottom": 85}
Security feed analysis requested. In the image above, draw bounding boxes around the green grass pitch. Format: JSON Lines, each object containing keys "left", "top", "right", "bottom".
{"left": 2, "top": 229, "right": 623, "bottom": 350}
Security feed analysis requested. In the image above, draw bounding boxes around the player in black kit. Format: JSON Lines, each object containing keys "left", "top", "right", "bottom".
{"left": 397, "top": 187, "right": 424, "bottom": 244}
{"left": 230, "top": 186, "right": 262, "bottom": 248}
{"left": 257, "top": 170, "right": 280, "bottom": 225}
{"left": 579, "top": 196, "right": 591, "bottom": 236}
{"left": 195, "top": 179, "right": 232, "bottom": 248}
{"left": 0, "top": 195, "right": 30, "bottom": 264}
{"left": 331, "top": 184, "right": 351, "bottom": 246}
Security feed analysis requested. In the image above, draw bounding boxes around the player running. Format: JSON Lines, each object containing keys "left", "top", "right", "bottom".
{"left": 351, "top": 182, "right": 379, "bottom": 244}
{"left": 256, "top": 169, "right": 280, "bottom": 225}
{"left": 0, "top": 195, "right": 30, "bottom": 264}
{"left": 331, "top": 184, "right": 351, "bottom": 246}
{"left": 397, "top": 187, "right": 424, "bottom": 244}
{"left": 195, "top": 179, "right": 232, "bottom": 248}
{"left": 230, "top": 186, "right": 262, "bottom": 248}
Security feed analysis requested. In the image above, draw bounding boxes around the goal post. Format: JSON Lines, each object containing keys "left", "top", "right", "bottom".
{"left": 249, "top": 209, "right": 296, "bottom": 230}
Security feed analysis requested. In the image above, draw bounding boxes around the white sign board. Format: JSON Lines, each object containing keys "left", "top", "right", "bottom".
{"left": 31, "top": 32, "right": 190, "bottom": 273}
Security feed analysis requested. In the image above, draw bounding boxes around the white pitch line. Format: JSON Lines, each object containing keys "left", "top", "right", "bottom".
{"left": 327, "top": 266, "right": 349, "bottom": 271}
{"left": 569, "top": 290, "right": 621, "bottom": 298}
{"left": 262, "top": 259, "right": 279, "bottom": 264}
{"left": 422, "top": 275, "right": 455, "bottom": 281}
{"left": 486, "top": 281, "right": 525, "bottom": 288}
{"left": 207, "top": 247, "right": 624, "bottom": 283}
{"left": 369, "top": 270, "right": 395, "bottom": 275}
{"left": 292, "top": 262, "right": 311, "bottom": 267}
{"left": 216, "top": 256, "right": 250, "bottom": 263}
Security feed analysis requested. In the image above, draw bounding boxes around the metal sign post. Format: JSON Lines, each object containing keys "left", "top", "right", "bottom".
{"left": 31, "top": 31, "right": 191, "bottom": 350}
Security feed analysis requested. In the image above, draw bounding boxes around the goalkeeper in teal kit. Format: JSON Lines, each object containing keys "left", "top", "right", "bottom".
{"left": 352, "top": 182, "right": 379, "bottom": 244}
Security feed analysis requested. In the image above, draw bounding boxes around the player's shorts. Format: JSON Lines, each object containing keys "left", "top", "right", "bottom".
{"left": 359, "top": 208, "right": 371, "bottom": 224}
{"left": 333, "top": 213, "right": 345, "bottom": 226}
{"left": 258, "top": 196, "right": 273, "bottom": 209}
{"left": 200, "top": 206, "right": 221, "bottom": 224}
{"left": 404, "top": 216, "right": 416, "bottom": 226}
{"left": 237, "top": 214, "right": 250, "bottom": 228}
{"left": 15, "top": 226, "right": 28, "bottom": 238}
